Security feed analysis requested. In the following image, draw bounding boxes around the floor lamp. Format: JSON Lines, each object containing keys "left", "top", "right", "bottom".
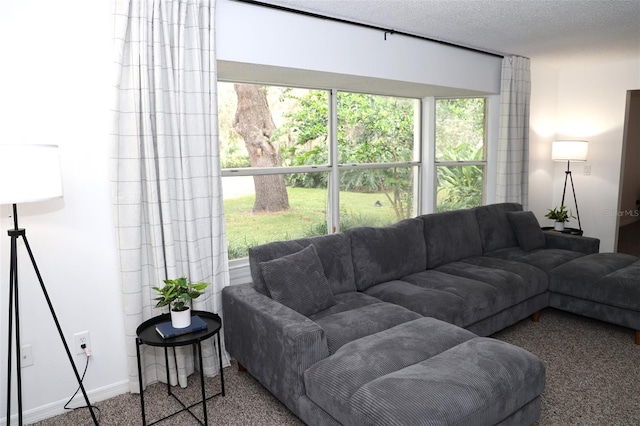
{"left": 551, "top": 140, "right": 588, "bottom": 233}
{"left": 0, "top": 145, "right": 98, "bottom": 426}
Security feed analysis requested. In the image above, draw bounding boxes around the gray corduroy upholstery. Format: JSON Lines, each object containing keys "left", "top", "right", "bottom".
{"left": 506, "top": 210, "right": 546, "bottom": 251}
{"left": 347, "top": 218, "right": 426, "bottom": 291}
{"left": 249, "top": 232, "right": 356, "bottom": 297}
{"left": 260, "top": 244, "right": 337, "bottom": 316}
{"left": 475, "top": 202, "right": 523, "bottom": 253}
{"left": 549, "top": 253, "right": 640, "bottom": 330}
{"left": 223, "top": 202, "right": 639, "bottom": 426}
{"left": 421, "top": 208, "right": 483, "bottom": 268}
{"left": 304, "top": 318, "right": 545, "bottom": 426}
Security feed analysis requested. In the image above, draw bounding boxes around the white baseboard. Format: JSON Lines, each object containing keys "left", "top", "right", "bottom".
{"left": 1, "top": 380, "right": 130, "bottom": 426}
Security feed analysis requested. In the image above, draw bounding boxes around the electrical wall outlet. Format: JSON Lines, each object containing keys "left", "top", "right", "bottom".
{"left": 73, "top": 331, "right": 91, "bottom": 355}
{"left": 21, "top": 345, "right": 34, "bottom": 367}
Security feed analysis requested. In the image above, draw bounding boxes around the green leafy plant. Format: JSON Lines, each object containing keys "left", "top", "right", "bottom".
{"left": 544, "top": 206, "right": 574, "bottom": 223}
{"left": 152, "top": 277, "right": 209, "bottom": 312}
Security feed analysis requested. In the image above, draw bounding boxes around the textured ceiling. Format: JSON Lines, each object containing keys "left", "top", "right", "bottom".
{"left": 250, "top": 0, "right": 640, "bottom": 68}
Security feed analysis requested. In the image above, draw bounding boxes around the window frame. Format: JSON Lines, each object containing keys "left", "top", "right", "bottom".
{"left": 219, "top": 80, "right": 493, "bottom": 272}
{"left": 433, "top": 96, "right": 489, "bottom": 211}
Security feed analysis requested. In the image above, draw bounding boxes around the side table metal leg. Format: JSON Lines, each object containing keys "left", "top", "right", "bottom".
{"left": 217, "top": 332, "right": 225, "bottom": 396}
{"left": 165, "top": 346, "right": 171, "bottom": 396}
{"left": 197, "top": 341, "right": 208, "bottom": 425}
{"left": 136, "top": 339, "right": 146, "bottom": 426}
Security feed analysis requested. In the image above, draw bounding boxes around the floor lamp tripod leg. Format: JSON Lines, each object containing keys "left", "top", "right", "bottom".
{"left": 6, "top": 232, "right": 24, "bottom": 426}
{"left": 568, "top": 171, "right": 582, "bottom": 231}
{"left": 20, "top": 235, "right": 99, "bottom": 426}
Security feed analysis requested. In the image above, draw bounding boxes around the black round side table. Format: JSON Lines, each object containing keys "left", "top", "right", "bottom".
{"left": 135, "top": 310, "right": 225, "bottom": 426}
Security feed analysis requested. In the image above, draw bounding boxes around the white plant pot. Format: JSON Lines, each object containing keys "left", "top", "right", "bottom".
{"left": 170, "top": 307, "right": 191, "bottom": 329}
{"left": 554, "top": 221, "right": 565, "bottom": 231}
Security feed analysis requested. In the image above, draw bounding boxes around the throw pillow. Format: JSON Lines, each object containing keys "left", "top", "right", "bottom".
{"left": 260, "top": 244, "right": 337, "bottom": 316}
{"left": 506, "top": 211, "right": 546, "bottom": 251}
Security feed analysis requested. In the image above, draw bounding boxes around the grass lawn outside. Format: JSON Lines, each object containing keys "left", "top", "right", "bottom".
{"left": 224, "top": 187, "right": 400, "bottom": 259}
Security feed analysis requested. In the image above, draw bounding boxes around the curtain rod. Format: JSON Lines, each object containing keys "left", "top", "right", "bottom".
{"left": 232, "top": 0, "right": 504, "bottom": 59}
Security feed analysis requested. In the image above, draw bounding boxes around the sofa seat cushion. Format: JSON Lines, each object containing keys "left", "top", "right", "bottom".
{"left": 485, "top": 247, "right": 585, "bottom": 272}
{"left": 364, "top": 276, "right": 471, "bottom": 327}
{"left": 313, "top": 302, "right": 421, "bottom": 354}
{"left": 304, "top": 317, "right": 545, "bottom": 426}
{"left": 550, "top": 253, "right": 640, "bottom": 311}
{"left": 382, "top": 258, "right": 546, "bottom": 327}
{"left": 512, "top": 249, "right": 586, "bottom": 273}
{"left": 308, "top": 291, "right": 382, "bottom": 321}
{"left": 366, "top": 257, "right": 546, "bottom": 328}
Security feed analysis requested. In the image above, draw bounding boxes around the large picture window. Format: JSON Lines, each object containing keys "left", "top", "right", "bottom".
{"left": 218, "top": 83, "right": 421, "bottom": 259}
{"left": 219, "top": 83, "right": 488, "bottom": 260}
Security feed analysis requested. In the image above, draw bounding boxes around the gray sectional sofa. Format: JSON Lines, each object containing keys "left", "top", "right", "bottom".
{"left": 222, "top": 202, "right": 640, "bottom": 425}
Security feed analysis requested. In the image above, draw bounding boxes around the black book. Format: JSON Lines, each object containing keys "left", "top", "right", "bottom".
{"left": 155, "top": 315, "right": 208, "bottom": 339}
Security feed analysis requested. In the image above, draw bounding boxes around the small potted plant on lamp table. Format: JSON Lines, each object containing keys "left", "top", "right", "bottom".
{"left": 544, "top": 205, "right": 574, "bottom": 232}
{"left": 153, "top": 277, "right": 209, "bottom": 328}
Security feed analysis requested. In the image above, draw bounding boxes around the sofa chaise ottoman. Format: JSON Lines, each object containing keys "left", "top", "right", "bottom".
{"left": 549, "top": 252, "right": 640, "bottom": 344}
{"left": 304, "top": 317, "right": 545, "bottom": 426}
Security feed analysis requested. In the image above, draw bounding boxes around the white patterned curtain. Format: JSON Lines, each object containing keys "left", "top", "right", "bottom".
{"left": 496, "top": 56, "right": 531, "bottom": 209}
{"left": 111, "top": 0, "right": 230, "bottom": 392}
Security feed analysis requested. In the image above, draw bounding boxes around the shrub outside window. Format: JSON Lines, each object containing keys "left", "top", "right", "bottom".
{"left": 435, "top": 98, "right": 486, "bottom": 212}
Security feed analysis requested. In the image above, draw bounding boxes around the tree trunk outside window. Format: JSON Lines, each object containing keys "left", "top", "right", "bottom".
{"left": 233, "top": 84, "right": 290, "bottom": 212}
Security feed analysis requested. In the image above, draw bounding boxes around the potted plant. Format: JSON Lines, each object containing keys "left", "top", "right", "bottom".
{"left": 153, "top": 277, "right": 209, "bottom": 328}
{"left": 544, "top": 205, "right": 574, "bottom": 231}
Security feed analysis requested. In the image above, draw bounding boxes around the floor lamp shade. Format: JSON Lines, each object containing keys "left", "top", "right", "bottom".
{"left": 551, "top": 140, "right": 588, "bottom": 162}
{"left": 0, "top": 144, "right": 63, "bottom": 205}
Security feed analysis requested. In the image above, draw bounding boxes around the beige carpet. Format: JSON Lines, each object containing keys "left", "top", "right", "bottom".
{"left": 33, "top": 308, "right": 640, "bottom": 425}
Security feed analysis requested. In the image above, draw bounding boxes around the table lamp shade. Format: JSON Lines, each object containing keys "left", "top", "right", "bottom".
{"left": 552, "top": 140, "right": 588, "bottom": 162}
{"left": 0, "top": 144, "right": 63, "bottom": 204}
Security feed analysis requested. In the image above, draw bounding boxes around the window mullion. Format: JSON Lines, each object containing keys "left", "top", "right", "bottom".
{"left": 422, "top": 97, "right": 436, "bottom": 214}
{"left": 329, "top": 89, "right": 340, "bottom": 233}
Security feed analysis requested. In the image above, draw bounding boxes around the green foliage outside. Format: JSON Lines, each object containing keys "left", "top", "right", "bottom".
{"left": 435, "top": 98, "right": 486, "bottom": 212}
{"left": 436, "top": 143, "right": 484, "bottom": 212}
{"left": 280, "top": 90, "right": 416, "bottom": 220}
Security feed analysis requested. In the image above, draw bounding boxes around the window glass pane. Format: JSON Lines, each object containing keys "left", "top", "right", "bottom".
{"left": 223, "top": 173, "right": 328, "bottom": 260}
{"left": 436, "top": 165, "right": 484, "bottom": 212}
{"left": 337, "top": 92, "right": 418, "bottom": 165}
{"left": 218, "top": 82, "right": 329, "bottom": 169}
{"left": 339, "top": 166, "right": 416, "bottom": 229}
{"left": 435, "top": 98, "right": 485, "bottom": 162}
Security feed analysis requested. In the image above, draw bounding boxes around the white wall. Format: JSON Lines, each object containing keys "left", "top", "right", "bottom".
{"left": 529, "top": 64, "right": 560, "bottom": 221}
{"left": 216, "top": 0, "right": 502, "bottom": 96}
{"left": 529, "top": 59, "right": 640, "bottom": 251}
{"left": 0, "top": 1, "right": 128, "bottom": 424}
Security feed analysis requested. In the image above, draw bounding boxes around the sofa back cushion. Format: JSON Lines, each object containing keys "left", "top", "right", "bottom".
{"left": 421, "top": 209, "right": 483, "bottom": 269}
{"left": 347, "top": 218, "right": 426, "bottom": 292}
{"left": 474, "top": 203, "right": 523, "bottom": 253}
{"left": 249, "top": 233, "right": 356, "bottom": 297}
